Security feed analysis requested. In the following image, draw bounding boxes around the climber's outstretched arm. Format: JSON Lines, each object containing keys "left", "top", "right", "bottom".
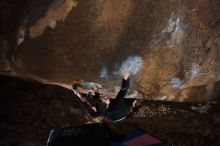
{"left": 114, "top": 68, "right": 130, "bottom": 101}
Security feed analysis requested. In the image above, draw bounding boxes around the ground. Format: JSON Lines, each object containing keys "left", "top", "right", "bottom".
{"left": 0, "top": 75, "right": 220, "bottom": 146}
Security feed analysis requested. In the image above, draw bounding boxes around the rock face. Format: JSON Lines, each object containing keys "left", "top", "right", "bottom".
{"left": 0, "top": 0, "right": 220, "bottom": 102}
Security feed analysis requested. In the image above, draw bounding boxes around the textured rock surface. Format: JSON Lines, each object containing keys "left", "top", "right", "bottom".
{"left": 29, "top": 0, "right": 77, "bottom": 38}
{"left": 1, "top": 76, "right": 220, "bottom": 146}
{"left": 0, "top": 0, "right": 220, "bottom": 101}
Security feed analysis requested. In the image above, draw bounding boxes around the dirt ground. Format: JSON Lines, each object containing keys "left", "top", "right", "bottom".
{"left": 0, "top": 75, "right": 220, "bottom": 146}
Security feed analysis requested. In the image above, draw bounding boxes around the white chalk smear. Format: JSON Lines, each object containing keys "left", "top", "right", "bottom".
{"left": 191, "top": 67, "right": 199, "bottom": 78}
{"left": 171, "top": 17, "right": 183, "bottom": 41}
{"left": 190, "top": 63, "right": 200, "bottom": 79}
{"left": 166, "top": 16, "right": 183, "bottom": 34}
{"left": 114, "top": 56, "right": 143, "bottom": 75}
{"left": 82, "top": 82, "right": 102, "bottom": 89}
{"left": 174, "top": 18, "right": 183, "bottom": 33}
{"left": 160, "top": 96, "right": 168, "bottom": 100}
{"left": 167, "top": 17, "right": 175, "bottom": 33}
{"left": 165, "top": 15, "right": 184, "bottom": 48}
{"left": 171, "top": 76, "right": 182, "bottom": 88}
{"left": 185, "top": 63, "right": 201, "bottom": 80}
{"left": 100, "top": 67, "right": 108, "bottom": 79}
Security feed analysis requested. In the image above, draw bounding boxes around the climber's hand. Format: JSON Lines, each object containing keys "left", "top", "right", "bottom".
{"left": 92, "top": 106, "right": 97, "bottom": 112}
{"left": 122, "top": 68, "right": 129, "bottom": 80}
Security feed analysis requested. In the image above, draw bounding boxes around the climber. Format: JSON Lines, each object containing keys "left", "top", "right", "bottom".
{"left": 72, "top": 68, "right": 130, "bottom": 122}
